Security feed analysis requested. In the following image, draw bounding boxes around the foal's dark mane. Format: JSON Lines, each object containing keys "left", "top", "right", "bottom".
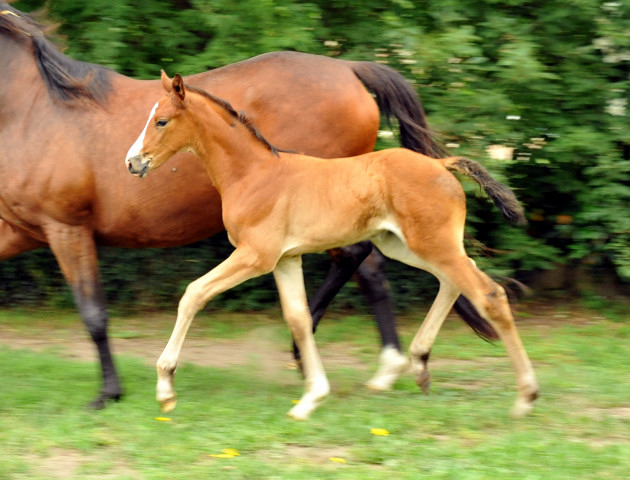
{"left": 186, "top": 83, "right": 284, "bottom": 157}
{"left": 0, "top": 3, "right": 112, "bottom": 104}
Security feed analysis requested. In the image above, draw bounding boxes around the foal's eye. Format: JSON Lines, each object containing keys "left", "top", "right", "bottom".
{"left": 155, "top": 119, "right": 168, "bottom": 128}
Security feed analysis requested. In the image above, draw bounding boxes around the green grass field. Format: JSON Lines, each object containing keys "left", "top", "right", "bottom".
{"left": 0, "top": 304, "right": 629, "bottom": 479}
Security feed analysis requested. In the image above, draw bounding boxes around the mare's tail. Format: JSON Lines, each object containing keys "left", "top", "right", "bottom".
{"left": 350, "top": 61, "right": 447, "bottom": 158}
{"left": 442, "top": 156, "right": 527, "bottom": 226}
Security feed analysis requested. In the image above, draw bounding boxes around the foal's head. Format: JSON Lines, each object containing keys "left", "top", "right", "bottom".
{"left": 126, "top": 71, "right": 199, "bottom": 178}
{"left": 127, "top": 71, "right": 284, "bottom": 178}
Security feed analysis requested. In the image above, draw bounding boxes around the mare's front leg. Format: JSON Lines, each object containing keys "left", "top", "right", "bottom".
{"left": 356, "top": 248, "right": 409, "bottom": 391}
{"left": 293, "top": 242, "right": 372, "bottom": 367}
{"left": 275, "top": 256, "right": 330, "bottom": 420}
{"left": 306, "top": 242, "right": 373, "bottom": 330}
{"left": 157, "top": 246, "right": 271, "bottom": 413}
{"left": 43, "top": 224, "right": 121, "bottom": 408}
{"left": 297, "top": 242, "right": 407, "bottom": 391}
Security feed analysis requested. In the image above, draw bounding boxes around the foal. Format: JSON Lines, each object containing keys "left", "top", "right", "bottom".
{"left": 126, "top": 72, "right": 539, "bottom": 420}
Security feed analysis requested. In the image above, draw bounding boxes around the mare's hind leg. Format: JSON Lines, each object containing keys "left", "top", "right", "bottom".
{"left": 275, "top": 256, "right": 330, "bottom": 420}
{"left": 293, "top": 242, "right": 371, "bottom": 365}
{"left": 156, "top": 246, "right": 273, "bottom": 413}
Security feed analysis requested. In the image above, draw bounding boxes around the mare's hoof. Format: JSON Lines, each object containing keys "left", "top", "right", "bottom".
{"left": 365, "top": 348, "right": 409, "bottom": 391}
{"left": 160, "top": 397, "right": 177, "bottom": 413}
{"left": 87, "top": 393, "right": 122, "bottom": 410}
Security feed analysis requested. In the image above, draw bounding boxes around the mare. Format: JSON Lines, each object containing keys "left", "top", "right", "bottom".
{"left": 0, "top": 4, "right": 495, "bottom": 408}
{"left": 126, "top": 73, "right": 539, "bottom": 420}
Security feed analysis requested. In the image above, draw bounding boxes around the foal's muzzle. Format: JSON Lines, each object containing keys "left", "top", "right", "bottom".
{"left": 127, "top": 155, "right": 151, "bottom": 179}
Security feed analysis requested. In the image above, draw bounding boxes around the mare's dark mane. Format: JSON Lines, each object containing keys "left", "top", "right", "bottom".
{"left": 185, "top": 84, "right": 284, "bottom": 157}
{"left": 0, "top": 3, "right": 112, "bottom": 104}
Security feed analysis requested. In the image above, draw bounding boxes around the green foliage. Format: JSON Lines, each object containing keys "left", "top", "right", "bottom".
{"left": 4, "top": 0, "right": 629, "bottom": 310}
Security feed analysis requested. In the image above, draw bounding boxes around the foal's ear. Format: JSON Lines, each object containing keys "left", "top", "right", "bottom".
{"left": 161, "top": 70, "right": 172, "bottom": 93}
{"left": 172, "top": 74, "right": 186, "bottom": 103}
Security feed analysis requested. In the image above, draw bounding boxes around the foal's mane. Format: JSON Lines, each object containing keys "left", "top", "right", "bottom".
{"left": 0, "top": 3, "right": 112, "bottom": 105}
{"left": 186, "top": 83, "right": 283, "bottom": 157}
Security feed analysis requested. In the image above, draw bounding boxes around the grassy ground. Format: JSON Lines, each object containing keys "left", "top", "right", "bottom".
{"left": 0, "top": 303, "right": 629, "bottom": 479}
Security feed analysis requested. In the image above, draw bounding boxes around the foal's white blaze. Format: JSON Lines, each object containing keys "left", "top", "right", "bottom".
{"left": 125, "top": 102, "right": 158, "bottom": 165}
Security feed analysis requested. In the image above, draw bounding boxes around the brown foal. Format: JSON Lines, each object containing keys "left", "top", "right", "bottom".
{"left": 126, "top": 73, "right": 539, "bottom": 420}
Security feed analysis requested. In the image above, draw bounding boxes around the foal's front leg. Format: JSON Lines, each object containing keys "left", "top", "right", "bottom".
{"left": 274, "top": 256, "right": 330, "bottom": 420}
{"left": 157, "top": 246, "right": 269, "bottom": 413}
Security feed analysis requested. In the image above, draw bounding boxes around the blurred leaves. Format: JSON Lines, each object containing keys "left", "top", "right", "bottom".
{"left": 4, "top": 0, "right": 630, "bottom": 310}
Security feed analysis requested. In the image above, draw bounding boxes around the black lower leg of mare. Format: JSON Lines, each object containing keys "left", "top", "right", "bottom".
{"left": 74, "top": 284, "right": 122, "bottom": 408}
{"left": 355, "top": 248, "right": 401, "bottom": 352}
{"left": 292, "top": 241, "right": 373, "bottom": 362}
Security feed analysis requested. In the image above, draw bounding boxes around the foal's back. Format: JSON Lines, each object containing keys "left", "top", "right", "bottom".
{"left": 231, "top": 148, "right": 466, "bottom": 256}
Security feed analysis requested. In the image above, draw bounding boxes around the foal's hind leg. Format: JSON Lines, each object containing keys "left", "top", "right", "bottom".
{"left": 275, "top": 256, "right": 330, "bottom": 420}
{"left": 439, "top": 257, "right": 539, "bottom": 417}
{"left": 373, "top": 233, "right": 538, "bottom": 415}
{"left": 372, "top": 234, "right": 458, "bottom": 393}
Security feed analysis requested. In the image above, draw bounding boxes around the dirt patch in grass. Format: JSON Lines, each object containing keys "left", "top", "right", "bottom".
{"left": 25, "top": 448, "right": 137, "bottom": 479}
{"left": 0, "top": 322, "right": 370, "bottom": 373}
{"left": 587, "top": 406, "right": 630, "bottom": 419}
{"left": 255, "top": 443, "right": 353, "bottom": 466}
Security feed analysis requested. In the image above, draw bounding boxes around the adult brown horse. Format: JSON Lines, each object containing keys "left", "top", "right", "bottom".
{"left": 0, "top": 4, "right": 495, "bottom": 408}
{"left": 126, "top": 73, "right": 538, "bottom": 420}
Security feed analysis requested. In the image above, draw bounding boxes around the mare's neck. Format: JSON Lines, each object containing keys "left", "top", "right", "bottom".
{"left": 192, "top": 98, "right": 278, "bottom": 194}
{"left": 0, "top": 36, "right": 49, "bottom": 114}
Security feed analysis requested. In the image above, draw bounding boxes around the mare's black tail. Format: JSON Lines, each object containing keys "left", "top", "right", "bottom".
{"left": 350, "top": 61, "right": 447, "bottom": 158}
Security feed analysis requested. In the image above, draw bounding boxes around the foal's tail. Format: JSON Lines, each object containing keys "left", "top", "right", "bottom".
{"left": 350, "top": 62, "right": 518, "bottom": 342}
{"left": 350, "top": 61, "right": 448, "bottom": 159}
{"left": 441, "top": 156, "right": 526, "bottom": 342}
{"left": 442, "top": 157, "right": 527, "bottom": 226}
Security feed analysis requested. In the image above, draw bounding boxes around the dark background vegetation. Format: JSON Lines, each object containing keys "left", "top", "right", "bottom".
{"left": 3, "top": 0, "right": 629, "bottom": 311}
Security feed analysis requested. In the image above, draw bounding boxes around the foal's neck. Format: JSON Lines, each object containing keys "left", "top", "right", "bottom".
{"left": 192, "top": 95, "right": 279, "bottom": 194}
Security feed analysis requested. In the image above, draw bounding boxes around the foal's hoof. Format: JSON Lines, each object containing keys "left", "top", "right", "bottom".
{"left": 510, "top": 399, "right": 534, "bottom": 419}
{"left": 415, "top": 371, "right": 432, "bottom": 395}
{"left": 287, "top": 402, "right": 314, "bottom": 421}
{"left": 160, "top": 397, "right": 178, "bottom": 413}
